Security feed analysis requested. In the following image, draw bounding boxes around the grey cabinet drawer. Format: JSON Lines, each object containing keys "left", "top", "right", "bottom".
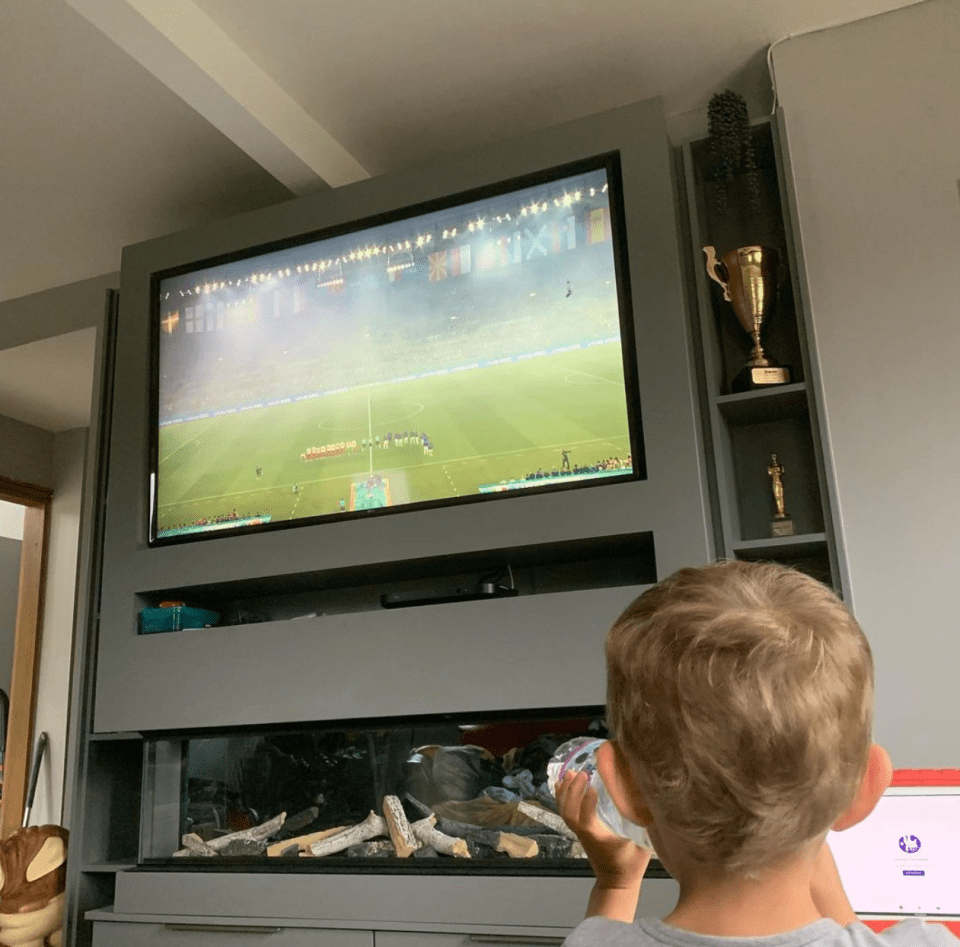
{"left": 375, "top": 934, "right": 567, "bottom": 947}
{"left": 93, "top": 921, "right": 373, "bottom": 947}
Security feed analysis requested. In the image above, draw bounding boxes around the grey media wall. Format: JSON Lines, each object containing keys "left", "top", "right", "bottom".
{"left": 94, "top": 95, "right": 713, "bottom": 735}
{"left": 771, "top": 0, "right": 960, "bottom": 767}
{"left": 0, "top": 537, "right": 20, "bottom": 696}
{"left": 75, "top": 96, "right": 703, "bottom": 937}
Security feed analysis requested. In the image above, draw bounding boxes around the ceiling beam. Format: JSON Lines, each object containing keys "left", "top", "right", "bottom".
{"left": 63, "top": 0, "right": 369, "bottom": 194}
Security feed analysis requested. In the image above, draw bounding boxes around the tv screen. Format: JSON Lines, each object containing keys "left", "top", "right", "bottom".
{"left": 150, "top": 155, "right": 644, "bottom": 544}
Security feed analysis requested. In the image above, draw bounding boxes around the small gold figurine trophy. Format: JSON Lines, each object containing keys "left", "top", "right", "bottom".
{"left": 767, "top": 453, "right": 794, "bottom": 537}
{"left": 703, "top": 245, "right": 791, "bottom": 393}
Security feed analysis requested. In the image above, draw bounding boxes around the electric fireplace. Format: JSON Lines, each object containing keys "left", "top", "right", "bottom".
{"left": 140, "top": 706, "right": 626, "bottom": 875}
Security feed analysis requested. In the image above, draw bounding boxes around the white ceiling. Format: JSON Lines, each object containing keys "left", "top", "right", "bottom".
{"left": 0, "top": 0, "right": 926, "bottom": 432}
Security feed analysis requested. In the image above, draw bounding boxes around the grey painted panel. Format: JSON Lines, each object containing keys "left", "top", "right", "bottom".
{"left": 112, "top": 871, "right": 680, "bottom": 931}
{"left": 377, "top": 936, "right": 490, "bottom": 947}
{"left": 772, "top": 109, "right": 849, "bottom": 600}
{"left": 96, "top": 584, "right": 634, "bottom": 732}
{"left": 92, "top": 921, "right": 371, "bottom": 947}
{"left": 95, "top": 97, "right": 711, "bottom": 741}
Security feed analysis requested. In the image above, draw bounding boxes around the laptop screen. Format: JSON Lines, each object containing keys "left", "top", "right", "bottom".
{"left": 827, "top": 788, "right": 960, "bottom": 917}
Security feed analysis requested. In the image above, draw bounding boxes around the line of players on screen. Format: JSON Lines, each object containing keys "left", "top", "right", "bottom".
{"left": 166, "top": 509, "right": 267, "bottom": 531}
{"left": 524, "top": 453, "right": 632, "bottom": 481}
{"left": 364, "top": 431, "right": 433, "bottom": 454}
{"left": 300, "top": 431, "right": 433, "bottom": 461}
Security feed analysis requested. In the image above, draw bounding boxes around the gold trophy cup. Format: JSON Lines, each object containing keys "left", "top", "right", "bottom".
{"left": 703, "top": 245, "right": 791, "bottom": 393}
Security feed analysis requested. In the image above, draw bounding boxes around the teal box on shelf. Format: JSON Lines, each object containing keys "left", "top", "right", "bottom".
{"left": 139, "top": 606, "right": 220, "bottom": 634}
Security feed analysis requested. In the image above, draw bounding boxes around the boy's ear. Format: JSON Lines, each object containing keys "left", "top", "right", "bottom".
{"left": 832, "top": 743, "right": 892, "bottom": 832}
{"left": 596, "top": 739, "right": 655, "bottom": 828}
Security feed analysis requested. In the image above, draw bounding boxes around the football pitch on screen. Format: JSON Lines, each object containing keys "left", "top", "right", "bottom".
{"left": 156, "top": 345, "right": 634, "bottom": 533}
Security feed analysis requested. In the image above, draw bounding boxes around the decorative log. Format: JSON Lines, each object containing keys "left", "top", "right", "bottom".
{"left": 192, "top": 824, "right": 229, "bottom": 842}
{"left": 180, "top": 833, "right": 218, "bottom": 856}
{"left": 464, "top": 840, "right": 498, "bottom": 860}
{"left": 535, "top": 788, "right": 561, "bottom": 811}
{"left": 411, "top": 816, "right": 470, "bottom": 858}
{"left": 570, "top": 841, "right": 587, "bottom": 858}
{"left": 433, "top": 798, "right": 542, "bottom": 829}
{"left": 435, "top": 817, "right": 553, "bottom": 843}
{"left": 382, "top": 794, "right": 421, "bottom": 858}
{"left": 219, "top": 838, "right": 267, "bottom": 856}
{"left": 269, "top": 842, "right": 300, "bottom": 858}
{"left": 433, "top": 818, "right": 499, "bottom": 848}
{"left": 412, "top": 814, "right": 435, "bottom": 830}
{"left": 529, "top": 834, "right": 573, "bottom": 859}
{"left": 204, "top": 812, "right": 286, "bottom": 852}
{"left": 283, "top": 807, "right": 320, "bottom": 835}
{"left": 308, "top": 811, "right": 387, "bottom": 857}
{"left": 431, "top": 818, "right": 574, "bottom": 859}
{"left": 267, "top": 825, "right": 349, "bottom": 857}
{"left": 496, "top": 833, "right": 539, "bottom": 858}
{"left": 346, "top": 840, "right": 395, "bottom": 858}
{"left": 516, "top": 801, "right": 576, "bottom": 840}
{"left": 402, "top": 792, "right": 434, "bottom": 820}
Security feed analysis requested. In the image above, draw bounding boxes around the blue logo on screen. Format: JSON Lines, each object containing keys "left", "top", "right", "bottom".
{"left": 899, "top": 834, "right": 921, "bottom": 853}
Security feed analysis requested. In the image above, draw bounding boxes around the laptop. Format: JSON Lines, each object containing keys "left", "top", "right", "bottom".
{"left": 826, "top": 785, "right": 960, "bottom": 924}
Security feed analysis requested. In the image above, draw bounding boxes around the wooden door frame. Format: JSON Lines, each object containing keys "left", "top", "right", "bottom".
{"left": 0, "top": 474, "right": 52, "bottom": 838}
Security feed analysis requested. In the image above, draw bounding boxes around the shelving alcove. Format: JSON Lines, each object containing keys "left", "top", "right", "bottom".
{"left": 677, "top": 109, "right": 849, "bottom": 595}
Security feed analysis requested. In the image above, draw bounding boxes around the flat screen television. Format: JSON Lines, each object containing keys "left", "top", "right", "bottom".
{"left": 149, "top": 154, "right": 644, "bottom": 545}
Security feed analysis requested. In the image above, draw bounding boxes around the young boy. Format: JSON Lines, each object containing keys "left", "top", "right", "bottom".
{"left": 557, "top": 560, "right": 957, "bottom": 945}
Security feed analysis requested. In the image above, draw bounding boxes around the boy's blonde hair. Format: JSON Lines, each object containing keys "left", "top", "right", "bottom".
{"left": 605, "top": 560, "right": 874, "bottom": 882}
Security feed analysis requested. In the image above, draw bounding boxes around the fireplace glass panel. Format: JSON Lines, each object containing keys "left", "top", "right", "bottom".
{"left": 140, "top": 707, "right": 616, "bottom": 874}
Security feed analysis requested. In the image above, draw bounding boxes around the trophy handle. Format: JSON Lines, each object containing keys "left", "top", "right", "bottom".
{"left": 702, "top": 246, "right": 732, "bottom": 302}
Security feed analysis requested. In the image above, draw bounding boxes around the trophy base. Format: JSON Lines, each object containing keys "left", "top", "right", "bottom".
{"left": 732, "top": 365, "right": 792, "bottom": 393}
{"left": 771, "top": 517, "right": 795, "bottom": 538}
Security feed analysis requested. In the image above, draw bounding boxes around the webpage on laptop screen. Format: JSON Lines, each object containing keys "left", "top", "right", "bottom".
{"left": 827, "top": 793, "right": 959, "bottom": 916}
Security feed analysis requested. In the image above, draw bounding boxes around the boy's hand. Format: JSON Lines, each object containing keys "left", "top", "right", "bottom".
{"left": 810, "top": 839, "right": 859, "bottom": 927}
{"left": 557, "top": 769, "right": 652, "bottom": 920}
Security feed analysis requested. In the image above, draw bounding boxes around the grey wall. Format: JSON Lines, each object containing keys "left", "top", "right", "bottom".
{"left": 30, "top": 427, "right": 88, "bottom": 826}
{"left": 0, "top": 275, "right": 108, "bottom": 825}
{"left": 0, "top": 536, "right": 20, "bottom": 697}
{"left": 0, "top": 414, "right": 54, "bottom": 488}
{"left": 0, "top": 428, "right": 88, "bottom": 825}
{"left": 773, "top": 0, "right": 960, "bottom": 765}
{"left": 0, "top": 271, "right": 111, "bottom": 490}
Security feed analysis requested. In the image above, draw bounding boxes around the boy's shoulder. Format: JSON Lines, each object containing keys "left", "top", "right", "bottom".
{"left": 563, "top": 916, "right": 960, "bottom": 946}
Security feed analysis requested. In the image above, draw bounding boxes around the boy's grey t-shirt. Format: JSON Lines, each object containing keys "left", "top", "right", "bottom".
{"left": 564, "top": 916, "right": 960, "bottom": 946}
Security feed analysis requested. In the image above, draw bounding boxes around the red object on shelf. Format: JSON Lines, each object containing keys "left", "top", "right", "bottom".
{"left": 861, "top": 769, "right": 960, "bottom": 937}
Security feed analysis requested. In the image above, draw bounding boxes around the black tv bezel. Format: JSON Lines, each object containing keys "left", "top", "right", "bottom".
{"left": 147, "top": 151, "right": 646, "bottom": 548}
